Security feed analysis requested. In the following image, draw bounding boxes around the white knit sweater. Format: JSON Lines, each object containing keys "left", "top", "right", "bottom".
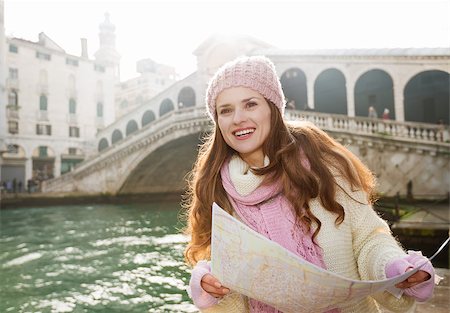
{"left": 201, "top": 160, "right": 415, "bottom": 313}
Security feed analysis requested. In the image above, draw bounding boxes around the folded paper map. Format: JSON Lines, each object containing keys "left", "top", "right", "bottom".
{"left": 210, "top": 203, "right": 447, "bottom": 313}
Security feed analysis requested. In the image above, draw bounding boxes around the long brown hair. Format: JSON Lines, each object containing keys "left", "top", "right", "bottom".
{"left": 182, "top": 103, "right": 376, "bottom": 266}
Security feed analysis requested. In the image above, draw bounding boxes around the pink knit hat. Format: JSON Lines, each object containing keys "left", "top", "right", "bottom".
{"left": 205, "top": 55, "right": 286, "bottom": 121}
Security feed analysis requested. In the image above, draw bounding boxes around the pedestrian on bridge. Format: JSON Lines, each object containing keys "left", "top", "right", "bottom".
{"left": 183, "top": 56, "right": 436, "bottom": 313}
{"left": 368, "top": 106, "right": 378, "bottom": 119}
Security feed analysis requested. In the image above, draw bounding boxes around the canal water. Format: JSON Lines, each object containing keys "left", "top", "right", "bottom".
{"left": 0, "top": 202, "right": 197, "bottom": 313}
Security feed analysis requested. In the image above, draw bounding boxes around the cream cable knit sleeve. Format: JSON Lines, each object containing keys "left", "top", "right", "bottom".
{"left": 324, "top": 176, "right": 416, "bottom": 312}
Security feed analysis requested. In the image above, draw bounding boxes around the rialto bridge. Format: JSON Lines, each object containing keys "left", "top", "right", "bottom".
{"left": 43, "top": 106, "right": 450, "bottom": 198}
{"left": 43, "top": 37, "right": 450, "bottom": 198}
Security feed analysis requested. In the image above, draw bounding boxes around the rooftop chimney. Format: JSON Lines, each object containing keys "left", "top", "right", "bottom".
{"left": 81, "top": 38, "right": 88, "bottom": 58}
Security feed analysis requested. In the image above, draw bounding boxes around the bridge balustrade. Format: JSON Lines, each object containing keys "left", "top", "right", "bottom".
{"left": 286, "top": 111, "right": 449, "bottom": 143}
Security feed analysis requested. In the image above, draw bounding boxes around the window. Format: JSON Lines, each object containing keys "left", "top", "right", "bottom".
{"left": 8, "top": 90, "right": 18, "bottom": 107}
{"left": 36, "top": 124, "right": 52, "bottom": 135}
{"left": 120, "top": 100, "right": 128, "bottom": 109}
{"left": 68, "top": 148, "right": 77, "bottom": 155}
{"left": 9, "top": 44, "right": 18, "bottom": 53}
{"left": 8, "top": 121, "right": 19, "bottom": 134}
{"left": 69, "top": 98, "right": 77, "bottom": 114}
{"left": 97, "top": 102, "right": 104, "bottom": 117}
{"left": 69, "top": 126, "right": 80, "bottom": 138}
{"left": 36, "top": 51, "right": 51, "bottom": 60}
{"left": 7, "top": 144, "right": 19, "bottom": 154}
{"left": 368, "top": 94, "right": 376, "bottom": 105}
{"left": 9, "top": 68, "right": 18, "bottom": 79}
{"left": 40, "top": 95, "right": 48, "bottom": 111}
{"left": 38, "top": 146, "right": 48, "bottom": 157}
{"left": 66, "top": 58, "right": 79, "bottom": 66}
{"left": 94, "top": 64, "right": 105, "bottom": 73}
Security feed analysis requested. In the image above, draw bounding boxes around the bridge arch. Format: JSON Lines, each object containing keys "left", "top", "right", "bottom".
{"left": 159, "top": 98, "right": 175, "bottom": 117}
{"left": 142, "top": 110, "right": 156, "bottom": 127}
{"left": 111, "top": 129, "right": 123, "bottom": 144}
{"left": 119, "top": 133, "right": 202, "bottom": 194}
{"left": 126, "top": 120, "right": 139, "bottom": 136}
{"left": 178, "top": 86, "right": 196, "bottom": 108}
{"left": 314, "top": 68, "right": 347, "bottom": 115}
{"left": 98, "top": 138, "right": 109, "bottom": 151}
{"left": 404, "top": 70, "right": 449, "bottom": 124}
{"left": 354, "top": 69, "right": 395, "bottom": 119}
{"left": 280, "top": 68, "right": 308, "bottom": 110}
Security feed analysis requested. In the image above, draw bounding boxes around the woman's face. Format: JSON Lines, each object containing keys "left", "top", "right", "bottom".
{"left": 216, "top": 86, "right": 271, "bottom": 167}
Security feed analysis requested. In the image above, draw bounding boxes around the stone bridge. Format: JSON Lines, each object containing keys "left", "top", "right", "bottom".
{"left": 43, "top": 108, "right": 450, "bottom": 199}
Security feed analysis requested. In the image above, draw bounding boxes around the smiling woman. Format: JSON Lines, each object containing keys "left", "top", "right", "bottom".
{"left": 181, "top": 56, "right": 437, "bottom": 313}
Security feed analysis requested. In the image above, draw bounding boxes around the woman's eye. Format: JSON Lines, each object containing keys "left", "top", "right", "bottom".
{"left": 246, "top": 101, "right": 257, "bottom": 108}
{"left": 219, "top": 108, "right": 231, "bottom": 114}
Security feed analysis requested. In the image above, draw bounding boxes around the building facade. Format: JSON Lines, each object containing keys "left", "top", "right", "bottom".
{"left": 115, "top": 58, "right": 176, "bottom": 119}
{"left": 0, "top": 13, "right": 118, "bottom": 190}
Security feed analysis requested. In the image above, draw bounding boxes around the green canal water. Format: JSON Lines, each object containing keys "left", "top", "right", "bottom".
{"left": 0, "top": 203, "right": 198, "bottom": 313}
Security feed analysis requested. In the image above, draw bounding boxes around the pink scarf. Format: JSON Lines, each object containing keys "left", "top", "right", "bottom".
{"left": 220, "top": 157, "right": 340, "bottom": 313}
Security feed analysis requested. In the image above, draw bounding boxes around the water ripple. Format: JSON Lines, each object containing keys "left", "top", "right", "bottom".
{"left": 3, "top": 252, "right": 43, "bottom": 267}
{"left": 0, "top": 203, "right": 197, "bottom": 312}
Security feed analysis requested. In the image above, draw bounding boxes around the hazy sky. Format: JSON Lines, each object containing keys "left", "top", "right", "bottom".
{"left": 5, "top": 0, "right": 450, "bottom": 80}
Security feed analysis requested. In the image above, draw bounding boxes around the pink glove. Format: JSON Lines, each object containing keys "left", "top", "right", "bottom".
{"left": 187, "top": 260, "right": 219, "bottom": 309}
{"left": 385, "top": 251, "right": 435, "bottom": 302}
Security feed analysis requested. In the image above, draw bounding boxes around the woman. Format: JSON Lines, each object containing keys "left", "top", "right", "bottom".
{"left": 183, "top": 56, "right": 435, "bottom": 312}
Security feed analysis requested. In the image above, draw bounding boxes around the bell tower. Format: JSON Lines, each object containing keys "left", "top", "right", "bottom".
{"left": 94, "top": 12, "right": 120, "bottom": 80}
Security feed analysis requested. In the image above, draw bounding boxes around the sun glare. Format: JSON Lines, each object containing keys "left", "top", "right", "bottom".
{"left": 4, "top": 0, "right": 449, "bottom": 80}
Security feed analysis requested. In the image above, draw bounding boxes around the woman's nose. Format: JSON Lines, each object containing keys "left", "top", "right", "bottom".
{"left": 233, "top": 108, "right": 247, "bottom": 124}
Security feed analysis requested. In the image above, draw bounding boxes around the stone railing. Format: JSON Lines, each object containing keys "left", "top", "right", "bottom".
{"left": 285, "top": 111, "right": 449, "bottom": 144}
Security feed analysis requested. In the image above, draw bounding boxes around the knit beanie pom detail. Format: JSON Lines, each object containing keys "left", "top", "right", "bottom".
{"left": 205, "top": 56, "right": 286, "bottom": 121}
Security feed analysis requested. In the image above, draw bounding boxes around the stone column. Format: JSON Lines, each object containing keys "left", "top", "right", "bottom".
{"left": 307, "top": 78, "right": 315, "bottom": 110}
{"left": 346, "top": 77, "right": 356, "bottom": 117}
{"left": 54, "top": 155, "right": 61, "bottom": 178}
{"left": 25, "top": 157, "right": 32, "bottom": 181}
{"left": 393, "top": 79, "right": 405, "bottom": 122}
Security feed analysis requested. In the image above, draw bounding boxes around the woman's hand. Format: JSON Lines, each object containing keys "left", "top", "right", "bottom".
{"left": 395, "top": 270, "right": 431, "bottom": 289}
{"left": 386, "top": 252, "right": 435, "bottom": 302}
{"left": 201, "top": 274, "right": 230, "bottom": 298}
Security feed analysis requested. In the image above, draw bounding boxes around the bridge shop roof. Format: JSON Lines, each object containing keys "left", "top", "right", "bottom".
{"left": 256, "top": 47, "right": 450, "bottom": 57}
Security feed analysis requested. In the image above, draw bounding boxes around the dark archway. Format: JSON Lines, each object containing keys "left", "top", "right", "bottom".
{"left": 404, "top": 70, "right": 449, "bottom": 124}
{"left": 178, "top": 86, "right": 196, "bottom": 108}
{"left": 119, "top": 133, "right": 202, "bottom": 194}
{"left": 126, "top": 120, "right": 139, "bottom": 136}
{"left": 111, "top": 129, "right": 123, "bottom": 144}
{"left": 280, "top": 68, "right": 308, "bottom": 110}
{"left": 314, "top": 68, "right": 347, "bottom": 114}
{"left": 354, "top": 69, "right": 395, "bottom": 119}
{"left": 98, "top": 138, "right": 109, "bottom": 151}
{"left": 142, "top": 110, "right": 156, "bottom": 127}
{"left": 159, "top": 98, "right": 175, "bottom": 117}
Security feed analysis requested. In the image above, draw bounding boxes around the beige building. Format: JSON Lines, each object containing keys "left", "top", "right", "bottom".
{"left": 0, "top": 11, "right": 118, "bottom": 189}
{"left": 115, "top": 58, "right": 176, "bottom": 118}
